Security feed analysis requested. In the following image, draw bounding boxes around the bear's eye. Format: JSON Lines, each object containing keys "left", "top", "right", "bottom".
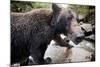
{"left": 67, "top": 15, "right": 73, "bottom": 20}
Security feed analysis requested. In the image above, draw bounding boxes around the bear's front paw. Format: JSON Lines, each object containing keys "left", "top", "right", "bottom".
{"left": 44, "top": 57, "right": 52, "bottom": 64}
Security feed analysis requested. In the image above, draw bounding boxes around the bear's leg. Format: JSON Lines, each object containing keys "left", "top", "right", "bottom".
{"left": 20, "top": 58, "right": 30, "bottom": 66}
{"left": 30, "top": 51, "right": 46, "bottom": 65}
{"left": 30, "top": 44, "right": 49, "bottom": 65}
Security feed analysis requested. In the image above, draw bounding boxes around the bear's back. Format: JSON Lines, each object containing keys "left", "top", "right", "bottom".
{"left": 11, "top": 9, "right": 53, "bottom": 36}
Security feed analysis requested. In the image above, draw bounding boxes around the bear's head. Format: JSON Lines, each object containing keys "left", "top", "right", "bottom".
{"left": 51, "top": 3, "right": 84, "bottom": 44}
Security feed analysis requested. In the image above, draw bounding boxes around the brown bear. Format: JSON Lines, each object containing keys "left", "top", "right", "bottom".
{"left": 11, "top": 3, "right": 84, "bottom": 65}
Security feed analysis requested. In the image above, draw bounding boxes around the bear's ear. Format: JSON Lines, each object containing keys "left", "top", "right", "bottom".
{"left": 51, "top": 3, "right": 62, "bottom": 27}
{"left": 52, "top": 3, "right": 61, "bottom": 13}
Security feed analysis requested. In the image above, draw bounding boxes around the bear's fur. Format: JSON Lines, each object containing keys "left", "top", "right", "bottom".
{"left": 11, "top": 4, "right": 74, "bottom": 65}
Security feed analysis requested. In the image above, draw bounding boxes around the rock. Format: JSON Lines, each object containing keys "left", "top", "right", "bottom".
{"left": 44, "top": 40, "right": 68, "bottom": 64}
{"left": 44, "top": 40, "right": 94, "bottom": 64}
{"left": 85, "top": 34, "right": 95, "bottom": 40}
{"left": 82, "top": 12, "right": 95, "bottom": 25}
{"left": 78, "top": 15, "right": 85, "bottom": 20}
{"left": 80, "top": 23, "right": 92, "bottom": 32}
{"left": 65, "top": 39, "right": 95, "bottom": 63}
{"left": 65, "top": 47, "right": 93, "bottom": 63}
{"left": 78, "top": 40, "right": 95, "bottom": 52}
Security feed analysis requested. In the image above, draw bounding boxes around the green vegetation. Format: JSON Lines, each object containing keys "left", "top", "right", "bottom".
{"left": 11, "top": 1, "right": 95, "bottom": 16}
{"left": 11, "top": 1, "right": 51, "bottom": 12}
{"left": 31, "top": 2, "right": 51, "bottom": 8}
